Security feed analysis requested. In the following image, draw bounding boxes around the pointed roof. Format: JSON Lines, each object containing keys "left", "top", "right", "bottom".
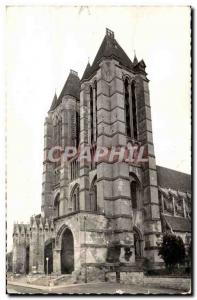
{"left": 50, "top": 92, "right": 58, "bottom": 111}
{"left": 133, "top": 59, "right": 147, "bottom": 75}
{"left": 133, "top": 53, "right": 138, "bottom": 66}
{"left": 81, "top": 62, "right": 91, "bottom": 81}
{"left": 49, "top": 70, "right": 80, "bottom": 111}
{"left": 81, "top": 28, "right": 133, "bottom": 81}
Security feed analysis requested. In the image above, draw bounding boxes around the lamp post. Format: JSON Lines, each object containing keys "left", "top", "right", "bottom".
{"left": 46, "top": 257, "right": 49, "bottom": 285}
{"left": 84, "top": 216, "right": 87, "bottom": 283}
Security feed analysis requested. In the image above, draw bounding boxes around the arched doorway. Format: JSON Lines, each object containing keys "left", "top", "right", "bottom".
{"left": 61, "top": 228, "right": 74, "bottom": 274}
{"left": 25, "top": 246, "right": 29, "bottom": 274}
{"left": 134, "top": 228, "right": 143, "bottom": 258}
{"left": 44, "top": 239, "right": 54, "bottom": 274}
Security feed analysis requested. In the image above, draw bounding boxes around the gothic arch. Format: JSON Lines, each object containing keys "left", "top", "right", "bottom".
{"left": 124, "top": 77, "right": 132, "bottom": 138}
{"left": 56, "top": 224, "right": 74, "bottom": 247}
{"left": 55, "top": 225, "right": 75, "bottom": 274}
{"left": 44, "top": 238, "right": 55, "bottom": 274}
{"left": 94, "top": 80, "right": 98, "bottom": 141}
{"left": 129, "top": 172, "right": 142, "bottom": 209}
{"left": 122, "top": 74, "right": 131, "bottom": 83}
{"left": 89, "top": 175, "right": 97, "bottom": 212}
{"left": 70, "top": 183, "right": 80, "bottom": 212}
{"left": 89, "top": 85, "right": 94, "bottom": 144}
{"left": 54, "top": 193, "right": 60, "bottom": 218}
{"left": 61, "top": 228, "right": 74, "bottom": 274}
{"left": 130, "top": 80, "right": 138, "bottom": 140}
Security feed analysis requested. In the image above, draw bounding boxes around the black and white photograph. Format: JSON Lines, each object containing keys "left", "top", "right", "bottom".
{"left": 5, "top": 5, "right": 192, "bottom": 295}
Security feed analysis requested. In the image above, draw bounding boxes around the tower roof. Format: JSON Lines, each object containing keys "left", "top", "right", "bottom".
{"left": 133, "top": 52, "right": 139, "bottom": 66}
{"left": 50, "top": 92, "right": 58, "bottom": 111}
{"left": 81, "top": 61, "right": 91, "bottom": 81}
{"left": 49, "top": 70, "right": 80, "bottom": 111}
{"left": 81, "top": 28, "right": 133, "bottom": 81}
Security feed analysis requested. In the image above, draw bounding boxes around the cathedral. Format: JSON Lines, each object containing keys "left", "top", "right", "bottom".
{"left": 12, "top": 28, "right": 191, "bottom": 278}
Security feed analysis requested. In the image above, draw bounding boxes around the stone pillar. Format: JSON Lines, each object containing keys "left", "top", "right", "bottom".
{"left": 60, "top": 97, "right": 77, "bottom": 215}
{"left": 41, "top": 115, "right": 54, "bottom": 218}
{"left": 29, "top": 219, "right": 39, "bottom": 273}
{"left": 136, "top": 75, "right": 162, "bottom": 263}
{"left": 12, "top": 224, "right": 27, "bottom": 274}
{"left": 79, "top": 84, "right": 90, "bottom": 210}
{"left": 93, "top": 83, "right": 97, "bottom": 143}
{"left": 53, "top": 248, "right": 61, "bottom": 274}
{"left": 97, "top": 60, "right": 135, "bottom": 264}
{"left": 37, "top": 222, "right": 45, "bottom": 274}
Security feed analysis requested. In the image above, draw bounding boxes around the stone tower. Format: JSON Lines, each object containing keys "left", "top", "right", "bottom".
{"left": 12, "top": 28, "right": 167, "bottom": 277}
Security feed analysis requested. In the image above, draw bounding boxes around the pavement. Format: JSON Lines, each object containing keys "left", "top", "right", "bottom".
{"left": 7, "top": 281, "right": 187, "bottom": 295}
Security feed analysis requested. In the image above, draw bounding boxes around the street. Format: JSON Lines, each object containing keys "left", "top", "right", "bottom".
{"left": 7, "top": 282, "right": 186, "bottom": 295}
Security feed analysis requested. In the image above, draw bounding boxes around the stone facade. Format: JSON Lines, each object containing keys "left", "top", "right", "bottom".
{"left": 12, "top": 29, "right": 191, "bottom": 276}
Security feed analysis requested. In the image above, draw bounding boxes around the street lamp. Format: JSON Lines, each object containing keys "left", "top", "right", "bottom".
{"left": 84, "top": 216, "right": 87, "bottom": 283}
{"left": 46, "top": 257, "right": 49, "bottom": 285}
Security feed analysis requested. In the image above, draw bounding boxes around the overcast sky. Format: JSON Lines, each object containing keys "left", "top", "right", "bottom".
{"left": 6, "top": 6, "right": 191, "bottom": 251}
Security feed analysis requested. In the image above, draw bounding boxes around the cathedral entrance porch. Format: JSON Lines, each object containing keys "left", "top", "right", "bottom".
{"left": 61, "top": 228, "right": 74, "bottom": 274}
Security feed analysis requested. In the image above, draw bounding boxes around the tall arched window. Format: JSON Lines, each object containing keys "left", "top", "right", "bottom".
{"left": 54, "top": 194, "right": 60, "bottom": 217}
{"left": 130, "top": 181, "right": 137, "bottom": 209}
{"left": 94, "top": 81, "right": 98, "bottom": 141}
{"left": 71, "top": 184, "right": 80, "bottom": 212}
{"left": 90, "top": 177, "right": 97, "bottom": 211}
{"left": 58, "top": 118, "right": 62, "bottom": 147}
{"left": 124, "top": 78, "right": 131, "bottom": 138}
{"left": 131, "top": 81, "right": 138, "bottom": 140}
{"left": 90, "top": 86, "right": 94, "bottom": 144}
{"left": 129, "top": 173, "right": 141, "bottom": 209}
{"left": 76, "top": 111, "right": 80, "bottom": 148}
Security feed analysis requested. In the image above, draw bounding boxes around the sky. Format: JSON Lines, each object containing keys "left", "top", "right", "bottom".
{"left": 6, "top": 6, "right": 191, "bottom": 251}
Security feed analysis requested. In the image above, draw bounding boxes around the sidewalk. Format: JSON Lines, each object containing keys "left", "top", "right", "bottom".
{"left": 7, "top": 280, "right": 105, "bottom": 293}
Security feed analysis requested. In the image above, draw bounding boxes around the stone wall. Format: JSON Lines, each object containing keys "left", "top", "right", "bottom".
{"left": 144, "top": 276, "right": 191, "bottom": 292}
{"left": 106, "top": 272, "right": 191, "bottom": 292}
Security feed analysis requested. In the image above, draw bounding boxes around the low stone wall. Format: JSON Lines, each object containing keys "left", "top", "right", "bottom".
{"left": 106, "top": 272, "right": 191, "bottom": 292}
{"left": 106, "top": 271, "right": 144, "bottom": 285}
{"left": 144, "top": 276, "right": 191, "bottom": 292}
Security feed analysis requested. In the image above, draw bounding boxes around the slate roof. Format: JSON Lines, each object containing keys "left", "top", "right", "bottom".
{"left": 81, "top": 29, "right": 134, "bottom": 81}
{"left": 164, "top": 215, "right": 191, "bottom": 232}
{"left": 81, "top": 62, "right": 91, "bottom": 81}
{"left": 157, "top": 166, "right": 191, "bottom": 193}
{"left": 50, "top": 93, "right": 58, "bottom": 111}
{"left": 49, "top": 70, "right": 80, "bottom": 111}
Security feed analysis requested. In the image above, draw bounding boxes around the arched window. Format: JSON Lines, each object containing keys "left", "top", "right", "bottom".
{"left": 90, "top": 86, "right": 94, "bottom": 144}
{"left": 53, "top": 116, "right": 62, "bottom": 149}
{"left": 90, "top": 177, "right": 97, "bottom": 211}
{"left": 70, "top": 184, "right": 80, "bottom": 212}
{"left": 131, "top": 81, "right": 138, "bottom": 140}
{"left": 94, "top": 81, "right": 98, "bottom": 141}
{"left": 58, "top": 118, "right": 62, "bottom": 147}
{"left": 129, "top": 173, "right": 141, "bottom": 209}
{"left": 76, "top": 111, "right": 80, "bottom": 148}
{"left": 54, "top": 194, "right": 60, "bottom": 217}
{"left": 53, "top": 116, "right": 59, "bottom": 146}
{"left": 130, "top": 181, "right": 137, "bottom": 209}
{"left": 124, "top": 78, "right": 131, "bottom": 138}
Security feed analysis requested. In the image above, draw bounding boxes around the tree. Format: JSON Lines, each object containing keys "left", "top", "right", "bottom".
{"left": 159, "top": 233, "right": 185, "bottom": 272}
{"left": 187, "top": 240, "right": 192, "bottom": 264}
